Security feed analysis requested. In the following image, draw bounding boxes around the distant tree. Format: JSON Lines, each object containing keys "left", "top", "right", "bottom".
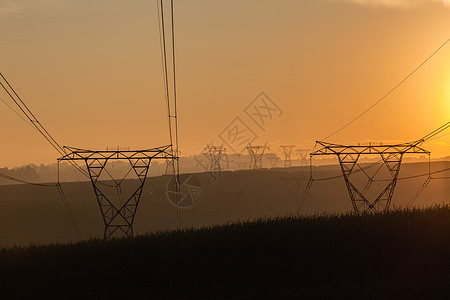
{"left": 15, "top": 165, "right": 39, "bottom": 182}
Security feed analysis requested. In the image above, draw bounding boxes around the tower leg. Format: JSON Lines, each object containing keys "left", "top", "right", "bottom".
{"left": 85, "top": 157, "right": 151, "bottom": 239}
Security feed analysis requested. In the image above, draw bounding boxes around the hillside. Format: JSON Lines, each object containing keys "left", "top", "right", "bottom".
{"left": 0, "top": 161, "right": 449, "bottom": 247}
{"left": 0, "top": 205, "right": 449, "bottom": 298}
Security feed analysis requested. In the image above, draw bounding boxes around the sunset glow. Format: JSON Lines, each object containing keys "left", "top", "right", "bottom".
{"left": 0, "top": 0, "right": 449, "bottom": 167}
{"left": 0, "top": 3, "right": 449, "bottom": 295}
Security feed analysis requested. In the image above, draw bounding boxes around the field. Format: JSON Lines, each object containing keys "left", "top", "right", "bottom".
{"left": 0, "top": 161, "right": 449, "bottom": 247}
{"left": 1, "top": 205, "right": 449, "bottom": 298}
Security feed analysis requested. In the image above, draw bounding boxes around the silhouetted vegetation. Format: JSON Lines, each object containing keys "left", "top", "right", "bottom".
{"left": 1, "top": 205, "right": 449, "bottom": 298}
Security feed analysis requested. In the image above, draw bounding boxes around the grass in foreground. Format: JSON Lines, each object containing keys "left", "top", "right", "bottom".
{"left": 1, "top": 205, "right": 449, "bottom": 298}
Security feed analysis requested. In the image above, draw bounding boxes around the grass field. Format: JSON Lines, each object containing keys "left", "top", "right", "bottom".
{"left": 1, "top": 205, "right": 449, "bottom": 298}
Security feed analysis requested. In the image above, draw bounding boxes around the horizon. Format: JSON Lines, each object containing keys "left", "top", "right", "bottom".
{"left": 1, "top": 2, "right": 449, "bottom": 293}
{"left": 0, "top": 0, "right": 449, "bottom": 168}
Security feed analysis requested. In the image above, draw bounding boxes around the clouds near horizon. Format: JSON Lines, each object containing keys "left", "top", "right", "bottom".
{"left": 1, "top": 0, "right": 449, "bottom": 19}
{"left": 331, "top": 0, "right": 449, "bottom": 8}
{"left": 0, "top": 0, "right": 72, "bottom": 18}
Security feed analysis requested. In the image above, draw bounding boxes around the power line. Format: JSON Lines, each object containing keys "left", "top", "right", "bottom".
{"left": 0, "top": 73, "right": 90, "bottom": 178}
{"left": 312, "top": 121, "right": 450, "bottom": 182}
{"left": 399, "top": 167, "right": 450, "bottom": 181}
{"left": 426, "top": 132, "right": 450, "bottom": 142}
{"left": 407, "top": 175, "right": 432, "bottom": 207}
{"left": 158, "top": 0, "right": 173, "bottom": 150}
{"left": 323, "top": 38, "right": 449, "bottom": 141}
{"left": 0, "top": 95, "right": 37, "bottom": 131}
{"left": 314, "top": 165, "right": 450, "bottom": 183}
{"left": 0, "top": 73, "right": 65, "bottom": 156}
{"left": 56, "top": 183, "right": 83, "bottom": 240}
{"left": 0, "top": 169, "right": 83, "bottom": 241}
{"left": 1, "top": 2, "right": 182, "bottom": 240}
{"left": 158, "top": 0, "right": 181, "bottom": 228}
{"left": 171, "top": 0, "right": 179, "bottom": 157}
{"left": 299, "top": 121, "right": 450, "bottom": 213}
{"left": 0, "top": 74, "right": 87, "bottom": 240}
{"left": 418, "top": 121, "right": 450, "bottom": 143}
{"left": 170, "top": 0, "right": 181, "bottom": 227}
{"left": 0, "top": 172, "right": 55, "bottom": 187}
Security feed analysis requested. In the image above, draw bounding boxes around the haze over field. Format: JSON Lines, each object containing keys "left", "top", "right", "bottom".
{"left": 1, "top": 2, "right": 449, "bottom": 297}
{"left": 0, "top": 0, "right": 449, "bottom": 167}
{"left": 0, "top": 0, "right": 449, "bottom": 244}
{"left": 0, "top": 161, "right": 448, "bottom": 247}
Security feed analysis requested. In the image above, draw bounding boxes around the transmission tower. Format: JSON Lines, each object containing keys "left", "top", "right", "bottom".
{"left": 205, "top": 144, "right": 226, "bottom": 172}
{"left": 247, "top": 143, "right": 268, "bottom": 169}
{"left": 310, "top": 141, "right": 430, "bottom": 214}
{"left": 280, "top": 145, "right": 295, "bottom": 168}
{"left": 59, "top": 145, "right": 175, "bottom": 239}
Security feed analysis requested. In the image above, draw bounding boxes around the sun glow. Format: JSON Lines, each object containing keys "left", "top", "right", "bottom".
{"left": 333, "top": 0, "right": 450, "bottom": 8}
{"left": 444, "top": 58, "right": 450, "bottom": 120}
{"left": 446, "top": 81, "right": 450, "bottom": 119}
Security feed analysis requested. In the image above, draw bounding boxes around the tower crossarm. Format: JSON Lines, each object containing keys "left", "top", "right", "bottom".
{"left": 311, "top": 141, "right": 430, "bottom": 156}
{"left": 58, "top": 145, "right": 176, "bottom": 161}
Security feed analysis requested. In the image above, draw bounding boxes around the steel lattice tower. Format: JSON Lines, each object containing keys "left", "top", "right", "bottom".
{"left": 59, "top": 145, "right": 176, "bottom": 239}
{"left": 280, "top": 145, "right": 295, "bottom": 168}
{"left": 247, "top": 143, "right": 268, "bottom": 169}
{"left": 205, "top": 144, "right": 226, "bottom": 172}
{"left": 310, "top": 141, "right": 430, "bottom": 214}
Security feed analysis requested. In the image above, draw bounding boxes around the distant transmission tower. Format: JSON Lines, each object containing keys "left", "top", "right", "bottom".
{"left": 247, "top": 143, "right": 268, "bottom": 169}
{"left": 205, "top": 144, "right": 226, "bottom": 172}
{"left": 280, "top": 145, "right": 295, "bottom": 168}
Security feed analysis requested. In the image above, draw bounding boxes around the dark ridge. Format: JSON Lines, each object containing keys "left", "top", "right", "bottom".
{"left": 1, "top": 205, "right": 449, "bottom": 298}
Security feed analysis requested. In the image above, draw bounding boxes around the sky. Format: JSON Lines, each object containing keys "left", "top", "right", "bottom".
{"left": 0, "top": 0, "right": 449, "bottom": 168}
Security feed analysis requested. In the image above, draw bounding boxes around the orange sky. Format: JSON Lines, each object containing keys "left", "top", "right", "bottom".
{"left": 0, "top": 0, "right": 449, "bottom": 167}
